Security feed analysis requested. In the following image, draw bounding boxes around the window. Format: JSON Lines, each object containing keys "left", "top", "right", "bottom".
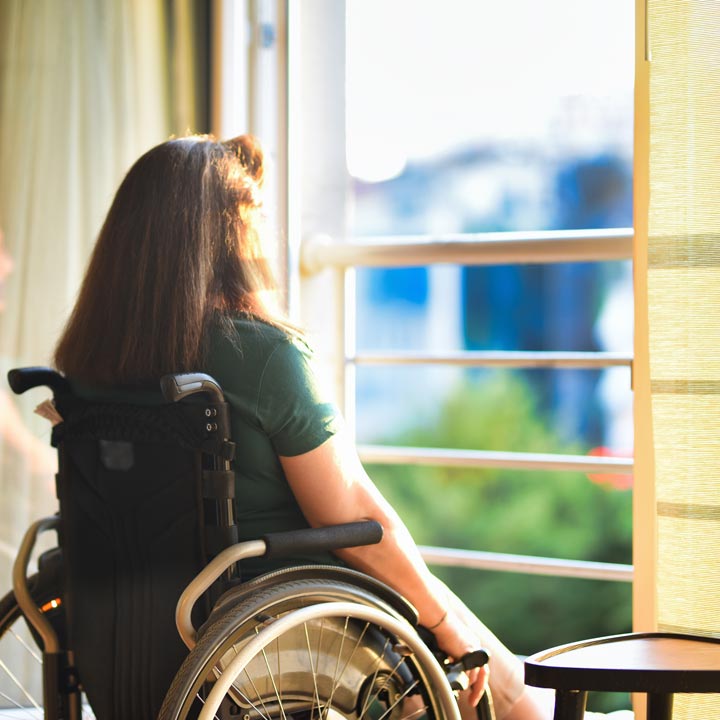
{"left": 224, "top": 2, "right": 635, "bottom": 698}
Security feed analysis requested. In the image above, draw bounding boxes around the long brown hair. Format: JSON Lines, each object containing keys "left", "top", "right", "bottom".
{"left": 54, "top": 134, "right": 281, "bottom": 386}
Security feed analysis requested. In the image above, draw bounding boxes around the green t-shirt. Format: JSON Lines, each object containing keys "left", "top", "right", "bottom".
{"left": 205, "top": 318, "right": 344, "bottom": 573}
{"left": 71, "top": 317, "right": 345, "bottom": 577}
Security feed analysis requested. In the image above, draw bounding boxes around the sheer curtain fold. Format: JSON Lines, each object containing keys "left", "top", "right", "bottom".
{"left": 0, "top": 0, "right": 206, "bottom": 571}
{"left": 0, "top": 0, "right": 170, "bottom": 367}
{"left": 646, "top": 1, "right": 720, "bottom": 717}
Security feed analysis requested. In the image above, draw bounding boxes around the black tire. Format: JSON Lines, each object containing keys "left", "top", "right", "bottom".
{"left": 160, "top": 577, "right": 494, "bottom": 720}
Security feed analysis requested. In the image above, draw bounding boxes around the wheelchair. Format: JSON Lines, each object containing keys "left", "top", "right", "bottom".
{"left": 1, "top": 367, "right": 494, "bottom": 720}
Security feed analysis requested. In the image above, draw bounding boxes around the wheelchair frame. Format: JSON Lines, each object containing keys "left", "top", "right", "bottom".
{"left": 4, "top": 367, "right": 493, "bottom": 720}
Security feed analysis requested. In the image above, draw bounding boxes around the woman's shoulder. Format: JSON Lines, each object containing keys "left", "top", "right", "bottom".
{"left": 207, "top": 315, "right": 312, "bottom": 384}
{"left": 219, "top": 315, "right": 307, "bottom": 354}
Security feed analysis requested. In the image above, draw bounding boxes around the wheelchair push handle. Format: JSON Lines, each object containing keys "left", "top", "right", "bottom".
{"left": 261, "top": 520, "right": 384, "bottom": 560}
{"left": 161, "top": 372, "right": 225, "bottom": 404}
{"left": 7, "top": 367, "right": 71, "bottom": 397}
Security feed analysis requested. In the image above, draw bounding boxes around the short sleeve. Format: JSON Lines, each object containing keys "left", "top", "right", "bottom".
{"left": 256, "top": 336, "right": 343, "bottom": 456}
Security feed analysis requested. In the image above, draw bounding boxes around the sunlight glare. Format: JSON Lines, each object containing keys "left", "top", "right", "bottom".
{"left": 346, "top": 0, "right": 634, "bottom": 182}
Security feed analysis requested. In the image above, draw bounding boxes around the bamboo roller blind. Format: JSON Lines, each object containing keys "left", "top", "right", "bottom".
{"left": 647, "top": 1, "right": 720, "bottom": 717}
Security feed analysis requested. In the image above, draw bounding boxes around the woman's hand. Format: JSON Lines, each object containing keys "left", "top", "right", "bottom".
{"left": 430, "top": 608, "right": 490, "bottom": 707}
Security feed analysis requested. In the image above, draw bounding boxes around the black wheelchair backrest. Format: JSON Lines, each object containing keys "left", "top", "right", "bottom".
{"left": 11, "top": 368, "right": 238, "bottom": 720}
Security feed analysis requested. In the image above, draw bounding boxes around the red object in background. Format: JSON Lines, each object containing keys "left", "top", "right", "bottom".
{"left": 587, "top": 447, "right": 633, "bottom": 490}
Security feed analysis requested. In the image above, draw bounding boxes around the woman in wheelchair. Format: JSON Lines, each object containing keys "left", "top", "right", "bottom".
{"left": 43, "top": 134, "right": 556, "bottom": 720}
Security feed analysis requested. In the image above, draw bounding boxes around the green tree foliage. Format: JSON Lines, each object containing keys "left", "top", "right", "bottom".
{"left": 366, "top": 371, "right": 632, "bottom": 657}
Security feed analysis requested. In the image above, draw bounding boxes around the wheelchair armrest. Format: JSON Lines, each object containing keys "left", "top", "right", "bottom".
{"left": 8, "top": 367, "right": 71, "bottom": 397}
{"left": 176, "top": 522, "right": 384, "bottom": 649}
{"left": 261, "top": 521, "right": 383, "bottom": 559}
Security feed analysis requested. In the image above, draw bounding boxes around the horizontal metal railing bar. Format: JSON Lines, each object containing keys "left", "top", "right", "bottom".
{"left": 359, "top": 445, "right": 634, "bottom": 475}
{"left": 302, "top": 228, "right": 634, "bottom": 272}
{"left": 419, "top": 546, "right": 633, "bottom": 582}
{"left": 350, "top": 350, "right": 633, "bottom": 369}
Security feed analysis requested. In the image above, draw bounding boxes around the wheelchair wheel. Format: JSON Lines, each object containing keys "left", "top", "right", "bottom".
{"left": 0, "top": 578, "right": 93, "bottom": 719}
{"left": 160, "top": 577, "right": 480, "bottom": 720}
{"left": 0, "top": 577, "right": 59, "bottom": 718}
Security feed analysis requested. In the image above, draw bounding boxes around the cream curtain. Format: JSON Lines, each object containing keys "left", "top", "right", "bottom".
{"left": 0, "top": 0, "right": 206, "bottom": 582}
{"left": 644, "top": 1, "right": 720, "bottom": 717}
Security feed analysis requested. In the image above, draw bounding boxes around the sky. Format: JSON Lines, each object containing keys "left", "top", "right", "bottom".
{"left": 346, "top": 0, "right": 635, "bottom": 181}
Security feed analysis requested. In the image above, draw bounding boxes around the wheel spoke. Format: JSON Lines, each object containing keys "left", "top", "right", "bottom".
{"left": 233, "top": 683, "right": 277, "bottom": 720}
{"left": 373, "top": 678, "right": 422, "bottom": 720}
{"left": 323, "top": 617, "right": 370, "bottom": 720}
{"left": 358, "top": 654, "right": 410, "bottom": 720}
{"left": 241, "top": 667, "right": 274, "bottom": 720}
{"left": 315, "top": 618, "right": 326, "bottom": 689}
{"left": 321, "top": 615, "right": 349, "bottom": 720}
{"left": 357, "top": 636, "right": 392, "bottom": 720}
{"left": 0, "top": 658, "right": 41, "bottom": 713}
{"left": 0, "top": 687, "right": 43, "bottom": 719}
{"left": 6, "top": 630, "right": 41, "bottom": 666}
{"left": 303, "top": 622, "right": 323, "bottom": 720}
{"left": 275, "top": 634, "right": 282, "bottom": 717}
{"left": 260, "top": 641, "right": 287, "bottom": 720}
{"left": 234, "top": 630, "right": 275, "bottom": 720}
{"left": 194, "top": 691, "right": 222, "bottom": 720}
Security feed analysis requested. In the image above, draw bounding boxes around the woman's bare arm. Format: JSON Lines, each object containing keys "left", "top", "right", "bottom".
{"left": 279, "top": 429, "right": 488, "bottom": 705}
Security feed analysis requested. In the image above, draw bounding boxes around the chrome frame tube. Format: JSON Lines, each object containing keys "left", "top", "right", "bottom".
{"left": 176, "top": 540, "right": 268, "bottom": 649}
{"left": 12, "top": 516, "right": 61, "bottom": 654}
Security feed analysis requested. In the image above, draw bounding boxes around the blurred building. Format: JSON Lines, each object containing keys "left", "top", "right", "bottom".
{"left": 352, "top": 145, "right": 633, "bottom": 448}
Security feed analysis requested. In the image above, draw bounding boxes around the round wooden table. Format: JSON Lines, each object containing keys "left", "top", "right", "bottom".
{"left": 524, "top": 632, "right": 720, "bottom": 719}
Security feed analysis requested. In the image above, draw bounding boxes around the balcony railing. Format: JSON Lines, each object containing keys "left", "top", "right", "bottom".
{"left": 358, "top": 445, "right": 633, "bottom": 475}
{"left": 302, "top": 228, "right": 633, "bottom": 271}
{"left": 419, "top": 546, "right": 633, "bottom": 582}
{"left": 302, "top": 228, "right": 635, "bottom": 583}
{"left": 352, "top": 350, "right": 633, "bottom": 369}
